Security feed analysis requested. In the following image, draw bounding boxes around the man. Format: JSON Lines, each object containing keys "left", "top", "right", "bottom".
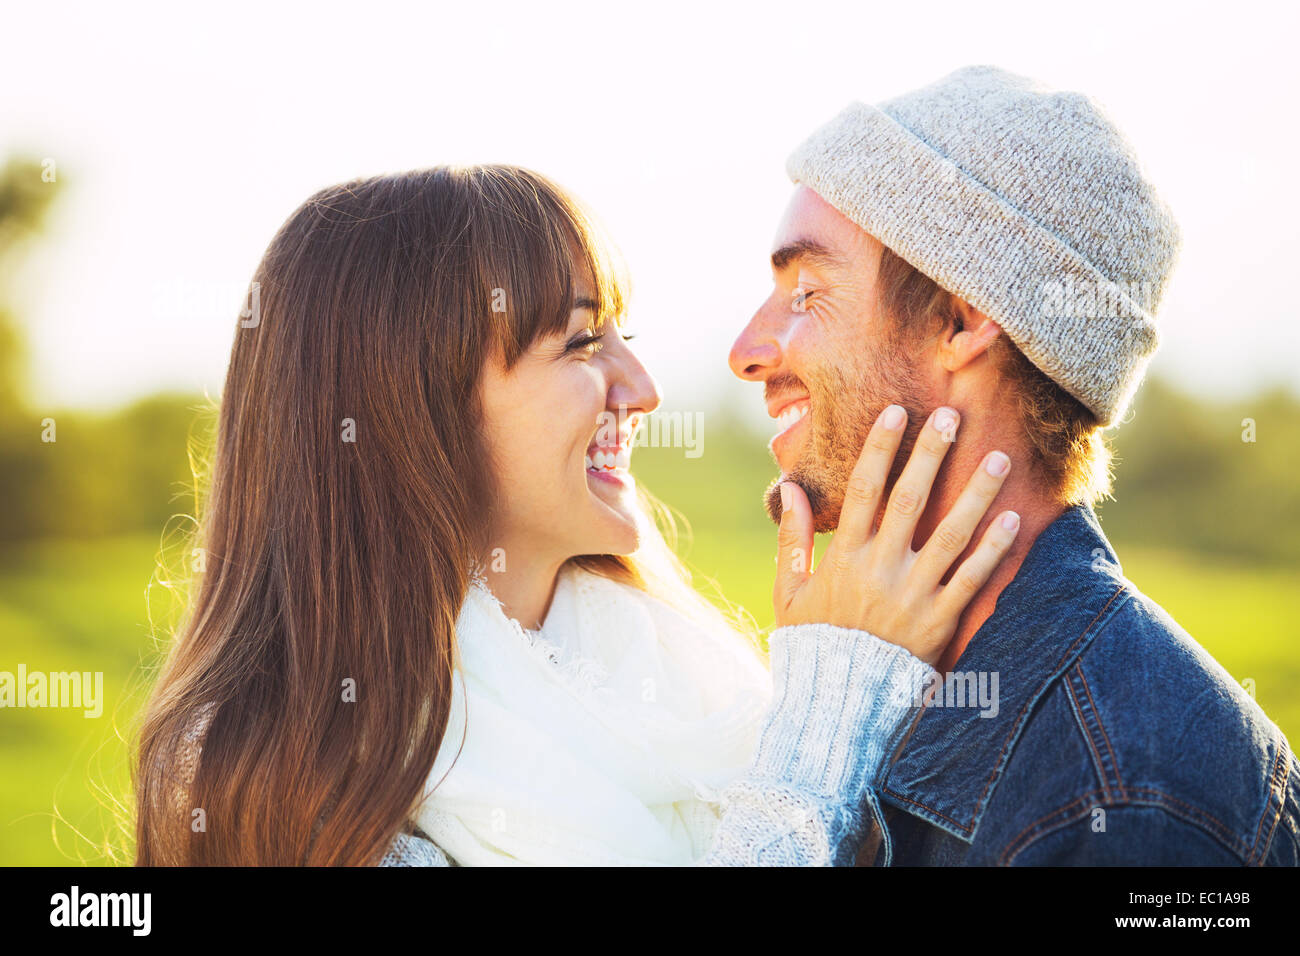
{"left": 730, "top": 66, "right": 1300, "bottom": 865}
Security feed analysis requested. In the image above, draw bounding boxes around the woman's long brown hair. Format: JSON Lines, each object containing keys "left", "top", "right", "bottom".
{"left": 133, "top": 165, "right": 656, "bottom": 865}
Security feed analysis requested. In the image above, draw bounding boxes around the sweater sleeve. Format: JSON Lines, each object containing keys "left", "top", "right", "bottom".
{"left": 378, "top": 828, "right": 454, "bottom": 867}
{"left": 701, "top": 624, "right": 936, "bottom": 866}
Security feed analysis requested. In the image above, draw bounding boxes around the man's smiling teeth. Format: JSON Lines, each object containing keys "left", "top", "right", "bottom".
{"left": 586, "top": 448, "right": 631, "bottom": 471}
{"left": 776, "top": 401, "right": 811, "bottom": 433}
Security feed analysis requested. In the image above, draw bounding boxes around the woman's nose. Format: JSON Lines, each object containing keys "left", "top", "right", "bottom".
{"left": 609, "top": 346, "right": 662, "bottom": 417}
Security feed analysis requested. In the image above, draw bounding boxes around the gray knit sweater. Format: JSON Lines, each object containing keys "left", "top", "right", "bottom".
{"left": 380, "top": 624, "right": 935, "bottom": 867}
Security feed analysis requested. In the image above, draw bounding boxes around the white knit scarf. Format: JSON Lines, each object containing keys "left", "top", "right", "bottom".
{"left": 413, "top": 564, "right": 771, "bottom": 866}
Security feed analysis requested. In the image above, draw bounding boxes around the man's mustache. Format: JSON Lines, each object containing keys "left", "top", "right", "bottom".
{"left": 764, "top": 371, "right": 809, "bottom": 406}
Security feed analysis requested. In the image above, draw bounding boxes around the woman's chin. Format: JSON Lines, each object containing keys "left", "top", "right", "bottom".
{"left": 578, "top": 469, "right": 642, "bottom": 553}
{"left": 578, "top": 505, "right": 642, "bottom": 556}
{"left": 587, "top": 513, "right": 641, "bottom": 556}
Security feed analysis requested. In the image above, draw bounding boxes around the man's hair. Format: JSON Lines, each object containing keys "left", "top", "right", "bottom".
{"left": 876, "top": 246, "right": 1113, "bottom": 506}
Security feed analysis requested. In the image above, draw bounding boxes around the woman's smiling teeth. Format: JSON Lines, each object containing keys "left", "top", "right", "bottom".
{"left": 586, "top": 446, "right": 631, "bottom": 473}
{"left": 775, "top": 400, "right": 811, "bottom": 436}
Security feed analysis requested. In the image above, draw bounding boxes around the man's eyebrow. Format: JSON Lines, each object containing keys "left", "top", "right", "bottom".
{"left": 770, "top": 238, "right": 842, "bottom": 272}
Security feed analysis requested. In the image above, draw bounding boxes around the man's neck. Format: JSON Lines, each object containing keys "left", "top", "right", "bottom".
{"left": 911, "top": 442, "right": 1066, "bottom": 675}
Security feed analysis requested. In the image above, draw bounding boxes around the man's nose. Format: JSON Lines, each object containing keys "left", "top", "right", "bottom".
{"left": 729, "top": 303, "right": 786, "bottom": 382}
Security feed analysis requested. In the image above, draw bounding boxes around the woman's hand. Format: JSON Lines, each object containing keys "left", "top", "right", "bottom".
{"left": 773, "top": 404, "right": 1020, "bottom": 666}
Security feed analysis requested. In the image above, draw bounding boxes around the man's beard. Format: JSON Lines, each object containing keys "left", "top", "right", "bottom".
{"left": 764, "top": 347, "right": 929, "bottom": 533}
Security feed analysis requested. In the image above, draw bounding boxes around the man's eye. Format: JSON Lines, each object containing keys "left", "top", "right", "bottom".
{"left": 792, "top": 288, "right": 816, "bottom": 312}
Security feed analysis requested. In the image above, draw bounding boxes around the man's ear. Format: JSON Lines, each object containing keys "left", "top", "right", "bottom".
{"left": 937, "top": 300, "right": 1002, "bottom": 372}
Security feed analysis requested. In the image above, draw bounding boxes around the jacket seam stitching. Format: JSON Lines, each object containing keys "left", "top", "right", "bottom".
{"left": 1247, "top": 737, "right": 1290, "bottom": 865}
{"left": 1064, "top": 667, "right": 1114, "bottom": 802}
{"left": 1000, "top": 789, "right": 1108, "bottom": 865}
{"left": 1076, "top": 665, "right": 1127, "bottom": 797}
{"left": 878, "top": 791, "right": 970, "bottom": 832}
{"left": 1000, "top": 789, "right": 1250, "bottom": 865}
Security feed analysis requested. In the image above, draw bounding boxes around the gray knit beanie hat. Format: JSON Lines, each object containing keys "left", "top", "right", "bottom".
{"left": 786, "top": 65, "right": 1181, "bottom": 427}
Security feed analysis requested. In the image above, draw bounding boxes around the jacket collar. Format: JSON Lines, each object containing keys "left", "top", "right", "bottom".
{"left": 878, "top": 504, "right": 1131, "bottom": 842}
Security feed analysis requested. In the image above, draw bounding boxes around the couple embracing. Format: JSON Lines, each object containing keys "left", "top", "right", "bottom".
{"left": 135, "top": 67, "right": 1300, "bottom": 867}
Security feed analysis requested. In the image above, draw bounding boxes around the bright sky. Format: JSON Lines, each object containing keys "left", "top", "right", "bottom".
{"left": 4, "top": 0, "right": 1297, "bottom": 426}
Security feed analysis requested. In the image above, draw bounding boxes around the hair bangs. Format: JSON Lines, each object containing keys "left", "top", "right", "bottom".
{"left": 469, "top": 166, "right": 629, "bottom": 367}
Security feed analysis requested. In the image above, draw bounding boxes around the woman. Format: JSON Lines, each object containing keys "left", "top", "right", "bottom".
{"left": 134, "top": 165, "right": 1018, "bottom": 866}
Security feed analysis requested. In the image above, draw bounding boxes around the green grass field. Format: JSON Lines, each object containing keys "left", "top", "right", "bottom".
{"left": 1, "top": 444, "right": 1296, "bottom": 864}
{"left": 0, "top": 534, "right": 164, "bottom": 866}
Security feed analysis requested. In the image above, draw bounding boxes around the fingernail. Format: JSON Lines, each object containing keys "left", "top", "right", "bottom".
{"left": 985, "top": 451, "right": 1010, "bottom": 476}
{"left": 882, "top": 404, "right": 906, "bottom": 430}
{"left": 933, "top": 407, "right": 958, "bottom": 434}
{"left": 780, "top": 482, "right": 792, "bottom": 513}
{"left": 1001, "top": 511, "right": 1020, "bottom": 531}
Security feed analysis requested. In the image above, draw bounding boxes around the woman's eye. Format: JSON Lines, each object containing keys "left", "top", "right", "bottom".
{"left": 566, "top": 331, "right": 605, "bottom": 354}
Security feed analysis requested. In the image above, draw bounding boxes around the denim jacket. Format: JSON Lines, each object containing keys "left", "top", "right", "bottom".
{"left": 866, "top": 504, "right": 1300, "bottom": 866}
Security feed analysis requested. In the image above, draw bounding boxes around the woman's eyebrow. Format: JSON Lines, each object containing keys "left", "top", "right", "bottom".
{"left": 573, "top": 296, "right": 598, "bottom": 312}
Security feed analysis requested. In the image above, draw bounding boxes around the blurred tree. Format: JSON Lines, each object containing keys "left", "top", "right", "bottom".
{"left": 0, "top": 157, "right": 64, "bottom": 405}
{"left": 0, "top": 156, "right": 202, "bottom": 544}
{"left": 0, "top": 157, "right": 63, "bottom": 538}
{"left": 1091, "top": 378, "right": 1299, "bottom": 563}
